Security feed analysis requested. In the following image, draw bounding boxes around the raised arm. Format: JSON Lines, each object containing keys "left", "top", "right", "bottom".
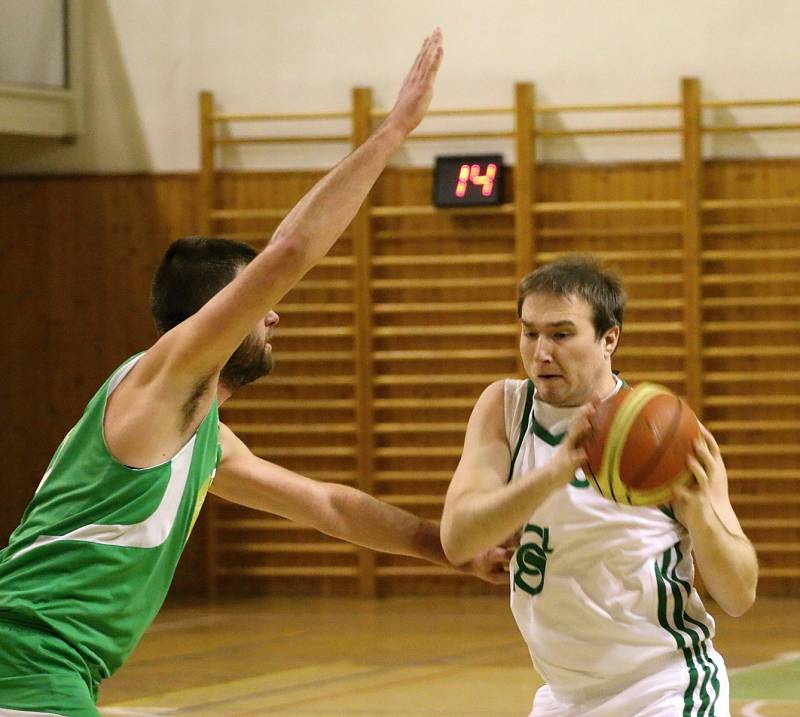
{"left": 671, "top": 425, "right": 758, "bottom": 616}
{"left": 168, "top": 29, "right": 444, "bottom": 384}
{"left": 210, "top": 423, "right": 507, "bottom": 584}
{"left": 440, "top": 381, "right": 591, "bottom": 565}
{"left": 105, "top": 30, "right": 443, "bottom": 466}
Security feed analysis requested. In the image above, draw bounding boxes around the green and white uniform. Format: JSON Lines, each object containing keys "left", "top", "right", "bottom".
{"left": 505, "top": 378, "right": 729, "bottom": 717}
{"left": 0, "top": 354, "right": 221, "bottom": 716}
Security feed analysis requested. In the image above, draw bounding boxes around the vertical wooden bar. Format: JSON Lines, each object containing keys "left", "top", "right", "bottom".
{"left": 681, "top": 77, "right": 704, "bottom": 416}
{"left": 515, "top": 82, "right": 535, "bottom": 375}
{"left": 351, "top": 87, "right": 377, "bottom": 597}
{"left": 198, "top": 91, "right": 215, "bottom": 235}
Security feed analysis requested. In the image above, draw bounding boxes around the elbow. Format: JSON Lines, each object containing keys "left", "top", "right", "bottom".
{"left": 440, "top": 519, "right": 473, "bottom": 567}
{"left": 717, "top": 580, "right": 758, "bottom": 618}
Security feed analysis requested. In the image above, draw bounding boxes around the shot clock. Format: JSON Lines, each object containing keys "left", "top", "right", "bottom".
{"left": 432, "top": 154, "right": 505, "bottom": 207}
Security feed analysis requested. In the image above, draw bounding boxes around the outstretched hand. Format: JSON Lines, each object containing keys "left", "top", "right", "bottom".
{"left": 386, "top": 28, "right": 444, "bottom": 135}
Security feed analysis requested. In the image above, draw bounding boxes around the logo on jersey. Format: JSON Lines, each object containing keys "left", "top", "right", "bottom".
{"left": 513, "top": 523, "right": 553, "bottom": 596}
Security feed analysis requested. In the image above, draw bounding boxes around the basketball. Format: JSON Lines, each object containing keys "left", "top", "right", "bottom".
{"left": 580, "top": 383, "right": 701, "bottom": 506}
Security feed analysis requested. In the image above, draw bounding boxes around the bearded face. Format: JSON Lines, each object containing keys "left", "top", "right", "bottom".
{"left": 220, "top": 330, "right": 273, "bottom": 391}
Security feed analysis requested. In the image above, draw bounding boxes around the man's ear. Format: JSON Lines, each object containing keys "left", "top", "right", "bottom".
{"left": 602, "top": 325, "right": 620, "bottom": 358}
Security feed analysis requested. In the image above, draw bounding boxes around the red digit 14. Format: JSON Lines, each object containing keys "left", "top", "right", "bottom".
{"left": 455, "top": 163, "right": 498, "bottom": 198}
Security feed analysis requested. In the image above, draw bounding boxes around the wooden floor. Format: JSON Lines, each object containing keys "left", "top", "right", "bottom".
{"left": 97, "top": 595, "right": 800, "bottom": 716}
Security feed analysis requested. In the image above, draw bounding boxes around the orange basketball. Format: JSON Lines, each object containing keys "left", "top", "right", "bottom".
{"left": 581, "top": 382, "right": 700, "bottom": 506}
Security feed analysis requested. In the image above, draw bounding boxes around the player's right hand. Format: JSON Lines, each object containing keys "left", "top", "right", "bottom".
{"left": 386, "top": 28, "right": 443, "bottom": 135}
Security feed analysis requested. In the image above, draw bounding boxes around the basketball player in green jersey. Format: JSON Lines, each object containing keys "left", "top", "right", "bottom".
{"left": 441, "top": 256, "right": 758, "bottom": 716}
{"left": 0, "top": 30, "right": 507, "bottom": 717}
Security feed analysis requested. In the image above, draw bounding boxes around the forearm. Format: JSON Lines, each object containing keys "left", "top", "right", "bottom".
{"left": 269, "top": 121, "right": 405, "bottom": 263}
{"left": 689, "top": 507, "right": 758, "bottom": 617}
{"left": 442, "top": 468, "right": 563, "bottom": 565}
{"left": 327, "top": 485, "right": 447, "bottom": 565}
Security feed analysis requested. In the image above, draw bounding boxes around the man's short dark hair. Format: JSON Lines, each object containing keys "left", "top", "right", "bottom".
{"left": 150, "top": 236, "right": 257, "bottom": 335}
{"left": 516, "top": 254, "right": 626, "bottom": 338}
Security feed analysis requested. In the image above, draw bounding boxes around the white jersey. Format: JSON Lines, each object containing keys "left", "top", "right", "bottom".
{"left": 505, "top": 378, "right": 727, "bottom": 713}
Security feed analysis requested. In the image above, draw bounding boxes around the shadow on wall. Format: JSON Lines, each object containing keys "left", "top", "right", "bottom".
{"left": 0, "top": 0, "right": 152, "bottom": 173}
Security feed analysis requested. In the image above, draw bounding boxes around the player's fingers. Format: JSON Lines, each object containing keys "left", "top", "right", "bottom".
{"left": 692, "top": 436, "right": 713, "bottom": 467}
{"left": 686, "top": 454, "right": 709, "bottom": 488}
{"left": 699, "top": 424, "right": 721, "bottom": 457}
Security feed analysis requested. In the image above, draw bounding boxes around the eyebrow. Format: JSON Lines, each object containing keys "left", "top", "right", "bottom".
{"left": 520, "top": 320, "right": 577, "bottom": 330}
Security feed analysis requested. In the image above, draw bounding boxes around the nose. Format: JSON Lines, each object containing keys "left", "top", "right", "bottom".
{"left": 533, "top": 336, "right": 552, "bottom": 363}
{"left": 264, "top": 310, "right": 280, "bottom": 328}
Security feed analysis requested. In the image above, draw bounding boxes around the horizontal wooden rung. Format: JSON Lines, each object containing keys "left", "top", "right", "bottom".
{"left": 374, "top": 447, "right": 462, "bottom": 457}
{"left": 533, "top": 200, "right": 681, "bottom": 213}
{"left": 701, "top": 247, "right": 800, "bottom": 259}
{"left": 371, "top": 277, "right": 514, "bottom": 289}
{"left": 275, "top": 303, "right": 354, "bottom": 314}
{"left": 373, "top": 422, "right": 466, "bottom": 433}
{"left": 701, "top": 97, "right": 800, "bottom": 109}
{"left": 753, "top": 542, "right": 800, "bottom": 552}
{"left": 617, "top": 371, "right": 685, "bottom": 382}
{"left": 374, "top": 471, "right": 454, "bottom": 481}
{"left": 536, "top": 250, "right": 684, "bottom": 262}
{"left": 704, "top": 321, "right": 800, "bottom": 332}
{"left": 373, "top": 349, "right": 517, "bottom": 360}
{"left": 210, "top": 208, "right": 288, "bottom": 220}
{"left": 702, "top": 197, "right": 800, "bottom": 210}
{"left": 371, "top": 253, "right": 514, "bottom": 266}
{"left": 739, "top": 518, "right": 800, "bottom": 528}
{"left": 616, "top": 347, "right": 685, "bottom": 357}
{"left": 703, "top": 225, "right": 800, "bottom": 238}
{"left": 216, "top": 567, "right": 358, "bottom": 577}
{"left": 374, "top": 566, "right": 462, "bottom": 577}
{"left": 213, "top": 134, "right": 350, "bottom": 145}
{"left": 251, "top": 446, "right": 357, "bottom": 457}
{"left": 372, "top": 326, "right": 516, "bottom": 337}
{"left": 703, "top": 347, "right": 800, "bottom": 358}
{"left": 626, "top": 299, "right": 684, "bottom": 309}
{"left": 537, "top": 225, "right": 681, "bottom": 239}
{"left": 757, "top": 568, "right": 800, "bottom": 578}
{"left": 212, "top": 110, "right": 350, "bottom": 122}
{"left": 731, "top": 494, "right": 800, "bottom": 504}
{"left": 702, "top": 296, "right": 800, "bottom": 308}
{"left": 371, "top": 204, "right": 515, "bottom": 218}
{"left": 704, "top": 371, "right": 800, "bottom": 382}
{"left": 373, "top": 301, "right": 513, "bottom": 313}
{"left": 704, "top": 123, "right": 800, "bottom": 134}
{"left": 728, "top": 470, "right": 800, "bottom": 479}
{"left": 701, "top": 273, "right": 800, "bottom": 285}
{"left": 373, "top": 374, "right": 506, "bottom": 385}
{"left": 537, "top": 100, "right": 679, "bottom": 113}
{"left": 704, "top": 395, "right": 800, "bottom": 407}
{"left": 718, "top": 445, "right": 800, "bottom": 456}
{"left": 373, "top": 398, "right": 476, "bottom": 409}
{"left": 256, "top": 376, "right": 354, "bottom": 386}
{"left": 272, "top": 351, "right": 354, "bottom": 362}
{"left": 706, "top": 420, "right": 800, "bottom": 432}
{"left": 276, "top": 327, "right": 353, "bottom": 337}
{"left": 223, "top": 399, "right": 355, "bottom": 410}
{"left": 537, "top": 126, "right": 679, "bottom": 138}
{"left": 374, "top": 228, "right": 514, "bottom": 240}
{"left": 228, "top": 423, "right": 357, "bottom": 434}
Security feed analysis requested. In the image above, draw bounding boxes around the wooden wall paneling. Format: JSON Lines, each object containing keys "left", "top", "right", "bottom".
{"left": 700, "top": 158, "right": 800, "bottom": 595}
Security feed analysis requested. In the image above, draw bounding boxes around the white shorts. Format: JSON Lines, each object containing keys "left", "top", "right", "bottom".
{"left": 530, "top": 650, "right": 730, "bottom": 717}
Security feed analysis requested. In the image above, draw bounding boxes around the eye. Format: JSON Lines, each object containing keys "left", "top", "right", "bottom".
{"left": 553, "top": 332, "right": 570, "bottom": 340}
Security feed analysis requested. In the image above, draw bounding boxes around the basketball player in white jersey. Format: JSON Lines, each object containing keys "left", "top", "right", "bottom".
{"left": 441, "top": 255, "right": 758, "bottom": 717}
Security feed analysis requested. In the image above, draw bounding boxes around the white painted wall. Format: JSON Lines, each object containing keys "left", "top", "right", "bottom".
{"left": 2, "top": 0, "right": 799, "bottom": 173}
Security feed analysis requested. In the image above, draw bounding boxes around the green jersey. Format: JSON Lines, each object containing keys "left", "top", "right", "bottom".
{"left": 0, "top": 354, "right": 221, "bottom": 683}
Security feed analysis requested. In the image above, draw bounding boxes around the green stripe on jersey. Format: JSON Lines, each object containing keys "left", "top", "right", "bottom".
{"left": 654, "top": 544, "right": 719, "bottom": 716}
{"left": 0, "top": 354, "right": 221, "bottom": 683}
